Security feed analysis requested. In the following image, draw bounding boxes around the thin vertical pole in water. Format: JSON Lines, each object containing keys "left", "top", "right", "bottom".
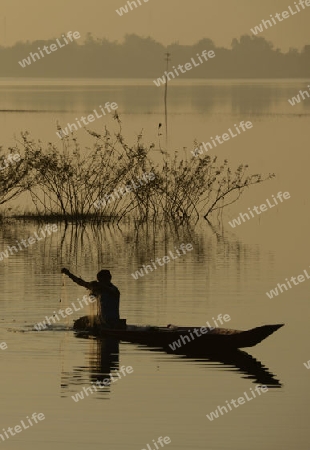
{"left": 61, "top": 274, "right": 70, "bottom": 328}
{"left": 164, "top": 52, "right": 171, "bottom": 147}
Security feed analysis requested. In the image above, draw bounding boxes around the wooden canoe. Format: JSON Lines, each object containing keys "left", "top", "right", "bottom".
{"left": 73, "top": 316, "right": 284, "bottom": 354}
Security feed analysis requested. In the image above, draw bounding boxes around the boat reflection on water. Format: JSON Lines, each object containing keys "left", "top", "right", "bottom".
{"left": 140, "top": 343, "right": 282, "bottom": 387}
{"left": 175, "top": 350, "right": 282, "bottom": 387}
{"left": 67, "top": 334, "right": 281, "bottom": 395}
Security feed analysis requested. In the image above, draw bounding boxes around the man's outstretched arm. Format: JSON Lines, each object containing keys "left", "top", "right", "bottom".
{"left": 61, "top": 268, "right": 92, "bottom": 289}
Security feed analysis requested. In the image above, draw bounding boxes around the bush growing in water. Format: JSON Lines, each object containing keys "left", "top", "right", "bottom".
{"left": 0, "top": 116, "right": 275, "bottom": 223}
{"left": 0, "top": 143, "right": 32, "bottom": 207}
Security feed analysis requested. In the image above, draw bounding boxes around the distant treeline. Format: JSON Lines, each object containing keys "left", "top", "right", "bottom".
{"left": 2, "top": 33, "right": 310, "bottom": 78}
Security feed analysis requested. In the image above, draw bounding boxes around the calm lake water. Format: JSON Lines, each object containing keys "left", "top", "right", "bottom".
{"left": 1, "top": 79, "right": 310, "bottom": 450}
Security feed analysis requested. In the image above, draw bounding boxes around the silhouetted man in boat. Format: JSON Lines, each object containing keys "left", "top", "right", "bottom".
{"left": 61, "top": 268, "right": 121, "bottom": 328}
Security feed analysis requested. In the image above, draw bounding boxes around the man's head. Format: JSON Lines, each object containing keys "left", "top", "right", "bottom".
{"left": 97, "top": 270, "right": 112, "bottom": 283}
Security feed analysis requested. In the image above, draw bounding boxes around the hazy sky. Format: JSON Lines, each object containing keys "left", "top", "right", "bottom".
{"left": 1, "top": 0, "right": 310, "bottom": 51}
